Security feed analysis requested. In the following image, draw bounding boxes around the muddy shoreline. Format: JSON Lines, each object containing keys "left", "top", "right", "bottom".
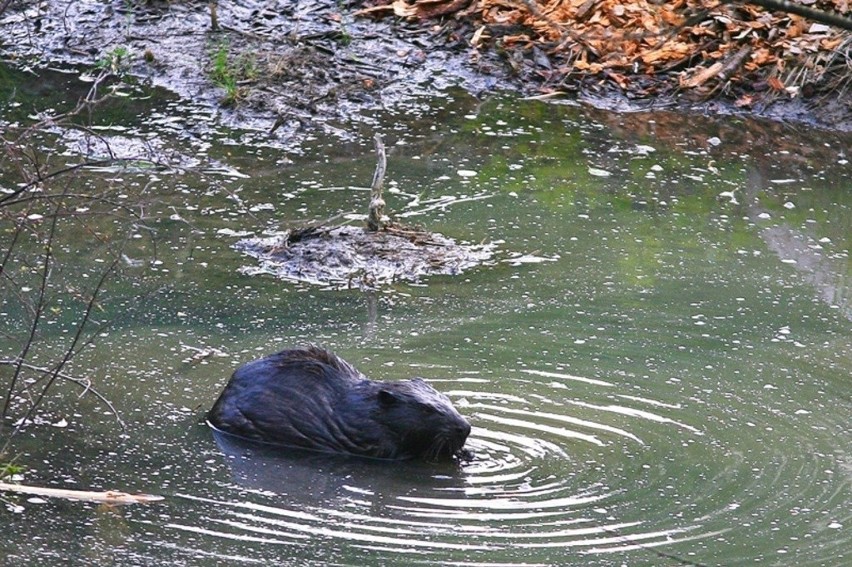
{"left": 1, "top": 0, "right": 849, "bottom": 150}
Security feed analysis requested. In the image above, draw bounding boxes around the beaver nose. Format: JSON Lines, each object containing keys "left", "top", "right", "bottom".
{"left": 457, "top": 420, "right": 471, "bottom": 439}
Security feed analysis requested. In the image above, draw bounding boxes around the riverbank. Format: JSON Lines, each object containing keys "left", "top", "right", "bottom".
{"left": 361, "top": 0, "right": 851, "bottom": 126}
{"left": 0, "top": 0, "right": 849, "bottom": 145}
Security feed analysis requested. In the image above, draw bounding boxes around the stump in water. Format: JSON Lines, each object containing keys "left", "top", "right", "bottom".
{"left": 235, "top": 134, "right": 495, "bottom": 289}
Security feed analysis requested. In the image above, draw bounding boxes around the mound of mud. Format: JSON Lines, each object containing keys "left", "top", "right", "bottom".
{"left": 235, "top": 224, "right": 495, "bottom": 289}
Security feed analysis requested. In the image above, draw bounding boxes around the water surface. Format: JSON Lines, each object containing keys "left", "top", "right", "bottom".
{"left": 1, "top": 68, "right": 850, "bottom": 566}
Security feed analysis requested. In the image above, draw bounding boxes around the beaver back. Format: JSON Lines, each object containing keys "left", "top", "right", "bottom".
{"left": 208, "top": 345, "right": 471, "bottom": 460}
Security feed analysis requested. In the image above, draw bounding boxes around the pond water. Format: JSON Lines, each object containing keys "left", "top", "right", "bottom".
{"left": 1, "top": 67, "right": 850, "bottom": 566}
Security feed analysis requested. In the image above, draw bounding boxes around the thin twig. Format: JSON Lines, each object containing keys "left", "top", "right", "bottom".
{"left": 0, "top": 216, "right": 24, "bottom": 279}
{"left": 9, "top": 253, "right": 122, "bottom": 440}
{"left": 2, "top": 189, "right": 152, "bottom": 220}
{"left": 0, "top": 360, "right": 125, "bottom": 431}
{"left": 1, "top": 202, "right": 59, "bottom": 421}
{"left": 0, "top": 65, "right": 140, "bottom": 448}
{"left": 0, "top": 160, "right": 113, "bottom": 207}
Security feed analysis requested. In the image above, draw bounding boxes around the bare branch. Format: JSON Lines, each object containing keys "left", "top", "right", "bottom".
{"left": 1, "top": 201, "right": 60, "bottom": 421}
{"left": 8, "top": 252, "right": 122, "bottom": 439}
{"left": 0, "top": 66, "right": 131, "bottom": 440}
{"left": 0, "top": 359, "right": 125, "bottom": 431}
{"left": 736, "top": 0, "right": 852, "bottom": 31}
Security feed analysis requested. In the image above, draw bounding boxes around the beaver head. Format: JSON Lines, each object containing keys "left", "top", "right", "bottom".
{"left": 373, "top": 378, "right": 471, "bottom": 461}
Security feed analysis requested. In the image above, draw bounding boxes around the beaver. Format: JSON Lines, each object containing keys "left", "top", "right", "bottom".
{"left": 207, "top": 345, "right": 471, "bottom": 461}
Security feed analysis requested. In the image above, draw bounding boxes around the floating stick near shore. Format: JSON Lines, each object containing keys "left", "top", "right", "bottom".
{"left": 0, "top": 481, "right": 165, "bottom": 505}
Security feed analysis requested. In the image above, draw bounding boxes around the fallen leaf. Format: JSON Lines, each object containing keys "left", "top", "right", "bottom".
{"left": 767, "top": 76, "right": 785, "bottom": 91}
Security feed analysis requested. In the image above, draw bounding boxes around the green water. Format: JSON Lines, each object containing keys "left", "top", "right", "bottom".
{"left": 1, "top": 70, "right": 850, "bottom": 566}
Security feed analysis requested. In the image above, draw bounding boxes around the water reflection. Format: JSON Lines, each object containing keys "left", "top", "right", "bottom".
{"left": 211, "top": 429, "right": 468, "bottom": 499}
{"left": 744, "top": 166, "right": 850, "bottom": 321}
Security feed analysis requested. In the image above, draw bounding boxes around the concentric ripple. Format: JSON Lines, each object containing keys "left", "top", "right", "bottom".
{"left": 154, "top": 369, "right": 821, "bottom": 566}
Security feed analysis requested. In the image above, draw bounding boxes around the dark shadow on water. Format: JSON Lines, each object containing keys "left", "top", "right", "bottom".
{"left": 211, "top": 428, "right": 470, "bottom": 505}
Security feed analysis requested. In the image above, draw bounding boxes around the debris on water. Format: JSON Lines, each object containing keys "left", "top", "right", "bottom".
{"left": 234, "top": 134, "right": 496, "bottom": 289}
{"left": 588, "top": 167, "right": 612, "bottom": 177}
{"left": 502, "top": 253, "right": 559, "bottom": 266}
{"left": 235, "top": 224, "right": 496, "bottom": 290}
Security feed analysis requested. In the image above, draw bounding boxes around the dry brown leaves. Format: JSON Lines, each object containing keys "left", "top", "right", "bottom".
{"left": 357, "top": 0, "right": 852, "bottom": 101}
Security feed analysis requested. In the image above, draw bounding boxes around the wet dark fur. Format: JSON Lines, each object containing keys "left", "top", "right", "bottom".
{"left": 208, "top": 345, "right": 471, "bottom": 461}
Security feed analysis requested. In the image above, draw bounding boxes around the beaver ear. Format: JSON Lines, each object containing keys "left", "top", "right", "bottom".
{"left": 378, "top": 389, "right": 400, "bottom": 406}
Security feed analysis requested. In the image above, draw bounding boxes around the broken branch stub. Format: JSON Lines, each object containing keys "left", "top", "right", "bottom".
{"left": 367, "top": 134, "right": 387, "bottom": 232}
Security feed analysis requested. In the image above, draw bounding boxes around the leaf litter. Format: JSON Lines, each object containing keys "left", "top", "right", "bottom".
{"left": 358, "top": 0, "right": 851, "bottom": 115}
{"left": 0, "top": 0, "right": 848, "bottom": 138}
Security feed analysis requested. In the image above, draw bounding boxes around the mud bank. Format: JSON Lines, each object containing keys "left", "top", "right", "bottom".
{"left": 0, "top": 0, "right": 514, "bottom": 150}
{"left": 1, "top": 0, "right": 849, "bottom": 148}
